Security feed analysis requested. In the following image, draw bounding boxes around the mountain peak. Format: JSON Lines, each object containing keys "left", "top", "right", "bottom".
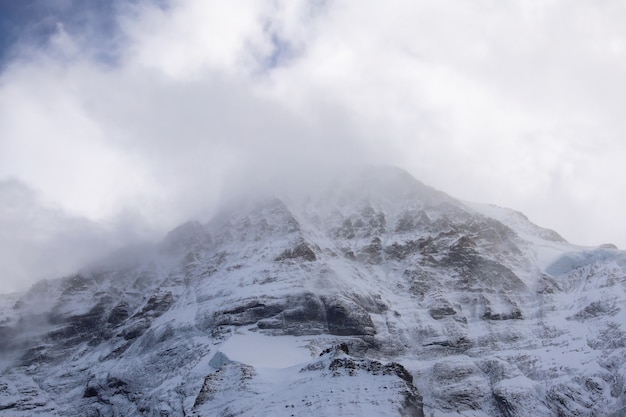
{"left": 1, "top": 166, "right": 625, "bottom": 417}
{"left": 216, "top": 165, "right": 451, "bottom": 216}
{"left": 322, "top": 165, "right": 452, "bottom": 208}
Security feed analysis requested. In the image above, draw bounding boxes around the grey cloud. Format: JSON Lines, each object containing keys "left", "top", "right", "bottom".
{"left": 0, "top": 180, "right": 153, "bottom": 293}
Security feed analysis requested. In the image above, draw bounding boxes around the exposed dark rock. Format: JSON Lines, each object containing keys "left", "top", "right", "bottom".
{"left": 431, "top": 360, "right": 491, "bottom": 411}
{"left": 60, "top": 275, "right": 93, "bottom": 297}
{"left": 324, "top": 356, "right": 423, "bottom": 415}
{"left": 429, "top": 305, "right": 457, "bottom": 319}
{"left": 429, "top": 300, "right": 458, "bottom": 320}
{"left": 454, "top": 257, "right": 526, "bottom": 293}
{"left": 327, "top": 357, "right": 413, "bottom": 383}
{"left": 417, "top": 237, "right": 437, "bottom": 256}
{"left": 351, "top": 293, "right": 388, "bottom": 314}
{"left": 395, "top": 212, "right": 416, "bottom": 233}
{"left": 20, "top": 345, "right": 49, "bottom": 366}
{"left": 0, "top": 403, "right": 17, "bottom": 411}
{"left": 319, "top": 343, "right": 350, "bottom": 356}
{"left": 322, "top": 296, "right": 376, "bottom": 336}
{"left": 358, "top": 236, "right": 384, "bottom": 264}
{"left": 275, "top": 242, "right": 317, "bottom": 262}
{"left": 161, "top": 221, "right": 211, "bottom": 256}
{"left": 600, "top": 243, "right": 618, "bottom": 250}
{"left": 537, "top": 274, "right": 560, "bottom": 294}
{"left": 385, "top": 240, "right": 422, "bottom": 261}
{"left": 215, "top": 298, "right": 284, "bottom": 327}
{"left": 370, "top": 212, "right": 387, "bottom": 235}
{"left": 587, "top": 322, "right": 626, "bottom": 350}
{"left": 477, "top": 358, "right": 521, "bottom": 384}
{"left": 107, "top": 301, "right": 130, "bottom": 326}
{"left": 257, "top": 293, "right": 328, "bottom": 335}
{"left": 46, "top": 302, "right": 109, "bottom": 347}
{"left": 570, "top": 301, "right": 619, "bottom": 321}
{"left": 106, "top": 377, "right": 129, "bottom": 393}
{"left": 424, "top": 336, "right": 472, "bottom": 350}
{"left": 492, "top": 384, "right": 538, "bottom": 417}
{"left": 193, "top": 363, "right": 256, "bottom": 408}
{"left": 401, "top": 393, "right": 425, "bottom": 417}
{"left": 247, "top": 293, "right": 378, "bottom": 336}
{"left": 83, "top": 386, "right": 98, "bottom": 398}
{"left": 333, "top": 218, "right": 356, "bottom": 239}
{"left": 546, "top": 382, "right": 595, "bottom": 416}
{"left": 404, "top": 268, "right": 433, "bottom": 298}
{"left": 385, "top": 362, "right": 414, "bottom": 384}
{"left": 483, "top": 307, "right": 523, "bottom": 321}
{"left": 121, "top": 319, "right": 151, "bottom": 340}
{"left": 135, "top": 292, "right": 174, "bottom": 319}
{"left": 395, "top": 210, "right": 431, "bottom": 234}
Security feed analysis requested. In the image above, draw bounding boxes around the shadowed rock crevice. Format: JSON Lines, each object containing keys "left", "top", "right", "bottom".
{"left": 275, "top": 242, "right": 317, "bottom": 262}
{"left": 215, "top": 293, "right": 377, "bottom": 337}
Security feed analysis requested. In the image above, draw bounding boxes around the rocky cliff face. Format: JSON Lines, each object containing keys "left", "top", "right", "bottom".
{"left": 1, "top": 166, "right": 625, "bottom": 417}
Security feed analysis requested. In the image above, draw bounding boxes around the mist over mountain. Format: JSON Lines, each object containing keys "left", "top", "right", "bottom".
{"left": 1, "top": 166, "right": 625, "bottom": 417}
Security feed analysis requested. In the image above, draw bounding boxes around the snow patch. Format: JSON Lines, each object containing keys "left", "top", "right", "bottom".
{"left": 220, "top": 329, "right": 313, "bottom": 368}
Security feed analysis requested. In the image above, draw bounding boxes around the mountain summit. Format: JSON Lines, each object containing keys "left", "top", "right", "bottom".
{"left": 1, "top": 166, "right": 625, "bottom": 417}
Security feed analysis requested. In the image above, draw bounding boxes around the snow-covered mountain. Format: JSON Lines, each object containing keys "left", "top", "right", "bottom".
{"left": 1, "top": 166, "right": 626, "bottom": 417}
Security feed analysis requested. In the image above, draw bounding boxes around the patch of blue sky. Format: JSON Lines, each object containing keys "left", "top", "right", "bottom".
{"left": 0, "top": 0, "right": 169, "bottom": 70}
{"left": 264, "top": 32, "right": 294, "bottom": 70}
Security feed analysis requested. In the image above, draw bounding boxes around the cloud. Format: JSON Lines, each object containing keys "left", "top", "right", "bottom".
{"left": 1, "top": 0, "right": 626, "bottom": 291}
{"left": 0, "top": 179, "right": 154, "bottom": 293}
{"left": 263, "top": 0, "right": 626, "bottom": 245}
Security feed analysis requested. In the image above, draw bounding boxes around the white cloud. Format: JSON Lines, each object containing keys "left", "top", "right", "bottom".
{"left": 0, "top": 179, "right": 152, "bottom": 293}
{"left": 1, "top": 0, "right": 626, "bottom": 292}
{"left": 121, "top": 1, "right": 272, "bottom": 78}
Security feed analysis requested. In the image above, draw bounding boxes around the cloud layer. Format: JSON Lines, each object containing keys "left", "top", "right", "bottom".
{"left": 1, "top": 0, "right": 626, "bottom": 292}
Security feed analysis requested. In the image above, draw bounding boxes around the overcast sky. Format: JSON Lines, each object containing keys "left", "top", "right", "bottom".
{"left": 1, "top": 0, "right": 626, "bottom": 293}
